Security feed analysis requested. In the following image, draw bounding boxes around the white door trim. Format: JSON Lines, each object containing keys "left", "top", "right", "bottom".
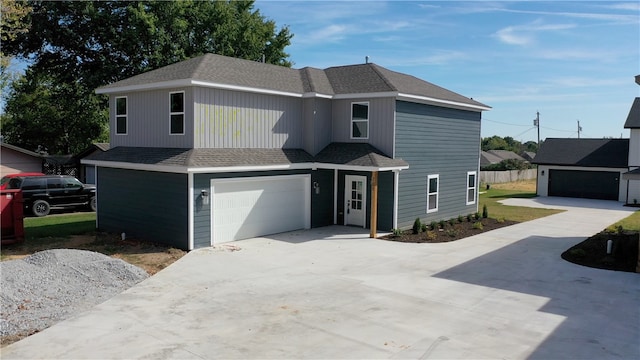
{"left": 344, "top": 175, "right": 367, "bottom": 228}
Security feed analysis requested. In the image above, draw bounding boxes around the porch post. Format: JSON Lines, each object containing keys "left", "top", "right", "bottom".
{"left": 370, "top": 171, "right": 378, "bottom": 238}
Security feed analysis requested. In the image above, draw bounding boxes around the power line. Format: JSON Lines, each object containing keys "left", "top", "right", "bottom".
{"left": 483, "top": 118, "right": 531, "bottom": 127}
{"left": 540, "top": 125, "right": 575, "bottom": 133}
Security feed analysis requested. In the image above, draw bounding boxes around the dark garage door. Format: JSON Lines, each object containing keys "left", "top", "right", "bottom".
{"left": 548, "top": 169, "right": 619, "bottom": 200}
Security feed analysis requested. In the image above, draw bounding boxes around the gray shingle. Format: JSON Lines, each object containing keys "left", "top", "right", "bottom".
{"left": 532, "top": 138, "right": 629, "bottom": 168}
{"left": 314, "top": 143, "right": 408, "bottom": 168}
{"left": 624, "top": 97, "right": 640, "bottom": 129}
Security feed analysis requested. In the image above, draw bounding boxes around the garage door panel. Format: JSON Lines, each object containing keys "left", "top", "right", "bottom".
{"left": 548, "top": 170, "right": 619, "bottom": 200}
{"left": 212, "top": 176, "right": 309, "bottom": 244}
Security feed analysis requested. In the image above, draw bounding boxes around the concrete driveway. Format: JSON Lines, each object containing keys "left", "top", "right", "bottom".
{"left": 2, "top": 198, "right": 638, "bottom": 359}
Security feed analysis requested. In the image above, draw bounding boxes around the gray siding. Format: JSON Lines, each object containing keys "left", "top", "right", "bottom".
{"left": 332, "top": 98, "right": 395, "bottom": 156}
{"left": 194, "top": 87, "right": 303, "bottom": 149}
{"left": 97, "top": 168, "right": 189, "bottom": 249}
{"left": 109, "top": 89, "right": 194, "bottom": 148}
{"left": 193, "top": 170, "right": 310, "bottom": 249}
{"left": 395, "top": 101, "right": 481, "bottom": 229}
{"left": 303, "top": 98, "right": 333, "bottom": 155}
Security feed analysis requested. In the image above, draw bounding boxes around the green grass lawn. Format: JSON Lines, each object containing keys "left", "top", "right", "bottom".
{"left": 608, "top": 210, "right": 640, "bottom": 232}
{"left": 479, "top": 188, "right": 563, "bottom": 222}
{"left": 24, "top": 212, "right": 97, "bottom": 240}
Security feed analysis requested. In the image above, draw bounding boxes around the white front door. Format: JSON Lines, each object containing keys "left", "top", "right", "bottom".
{"left": 344, "top": 175, "right": 366, "bottom": 227}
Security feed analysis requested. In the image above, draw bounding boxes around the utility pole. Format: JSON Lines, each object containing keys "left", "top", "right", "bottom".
{"left": 533, "top": 111, "right": 540, "bottom": 148}
{"left": 577, "top": 120, "right": 582, "bottom": 138}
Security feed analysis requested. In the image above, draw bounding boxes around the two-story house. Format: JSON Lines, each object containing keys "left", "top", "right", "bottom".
{"left": 83, "top": 54, "right": 490, "bottom": 250}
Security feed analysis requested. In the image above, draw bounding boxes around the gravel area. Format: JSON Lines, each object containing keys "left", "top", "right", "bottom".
{"left": 1, "top": 249, "right": 148, "bottom": 341}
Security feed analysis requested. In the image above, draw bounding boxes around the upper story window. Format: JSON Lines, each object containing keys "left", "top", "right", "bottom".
{"left": 351, "top": 102, "right": 369, "bottom": 139}
{"left": 170, "top": 91, "right": 185, "bottom": 135}
{"left": 115, "top": 96, "right": 127, "bottom": 135}
{"left": 466, "top": 171, "right": 477, "bottom": 205}
{"left": 427, "top": 174, "right": 439, "bottom": 213}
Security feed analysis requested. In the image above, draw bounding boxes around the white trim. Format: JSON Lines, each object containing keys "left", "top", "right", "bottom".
{"left": 188, "top": 172, "right": 194, "bottom": 250}
{"left": 191, "top": 80, "right": 303, "bottom": 98}
{"left": 427, "top": 174, "right": 439, "bottom": 213}
{"left": 344, "top": 175, "right": 367, "bottom": 228}
{"left": 350, "top": 101, "right": 369, "bottom": 140}
{"left": 115, "top": 96, "right": 128, "bottom": 135}
{"left": 333, "top": 91, "right": 398, "bottom": 100}
{"left": 333, "top": 169, "right": 338, "bottom": 224}
{"left": 80, "top": 159, "right": 409, "bottom": 174}
{"left": 302, "top": 92, "right": 333, "bottom": 99}
{"left": 393, "top": 170, "right": 399, "bottom": 229}
{"left": 466, "top": 171, "right": 477, "bottom": 205}
{"left": 169, "top": 91, "right": 185, "bottom": 135}
{"left": 398, "top": 93, "right": 491, "bottom": 111}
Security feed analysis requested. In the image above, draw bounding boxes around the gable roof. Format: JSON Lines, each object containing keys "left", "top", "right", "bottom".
{"left": 83, "top": 143, "right": 408, "bottom": 173}
{"left": 624, "top": 97, "right": 640, "bottom": 128}
{"left": 487, "top": 150, "right": 526, "bottom": 161}
{"left": 96, "top": 53, "right": 489, "bottom": 111}
{"left": 0, "top": 143, "right": 42, "bottom": 158}
{"left": 480, "top": 151, "right": 503, "bottom": 166}
{"left": 532, "top": 138, "right": 629, "bottom": 168}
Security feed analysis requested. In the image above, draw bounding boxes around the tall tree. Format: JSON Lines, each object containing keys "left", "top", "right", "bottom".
{"left": 0, "top": 0, "right": 31, "bottom": 94}
{"left": 2, "top": 0, "right": 293, "bottom": 153}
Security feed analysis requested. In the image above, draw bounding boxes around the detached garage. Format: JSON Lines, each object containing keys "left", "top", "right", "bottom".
{"left": 533, "top": 138, "right": 630, "bottom": 202}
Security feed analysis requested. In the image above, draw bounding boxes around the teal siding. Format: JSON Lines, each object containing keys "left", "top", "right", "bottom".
{"left": 193, "top": 170, "right": 310, "bottom": 249}
{"left": 311, "top": 169, "right": 334, "bottom": 228}
{"left": 395, "top": 100, "right": 481, "bottom": 229}
{"left": 97, "top": 168, "right": 189, "bottom": 249}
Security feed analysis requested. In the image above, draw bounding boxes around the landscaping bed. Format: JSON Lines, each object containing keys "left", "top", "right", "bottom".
{"left": 381, "top": 217, "right": 518, "bottom": 243}
{"left": 562, "top": 230, "right": 639, "bottom": 273}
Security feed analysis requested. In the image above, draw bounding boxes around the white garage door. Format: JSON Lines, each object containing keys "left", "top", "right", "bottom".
{"left": 211, "top": 175, "right": 310, "bottom": 244}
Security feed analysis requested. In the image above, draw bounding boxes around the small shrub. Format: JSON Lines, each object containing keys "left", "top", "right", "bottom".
{"left": 392, "top": 228, "right": 403, "bottom": 237}
{"left": 634, "top": 198, "right": 638, "bottom": 205}
{"left": 425, "top": 231, "right": 437, "bottom": 241}
{"left": 457, "top": 215, "right": 464, "bottom": 223}
{"left": 466, "top": 214, "right": 473, "bottom": 222}
{"left": 472, "top": 221, "right": 484, "bottom": 230}
{"left": 438, "top": 219, "right": 446, "bottom": 229}
{"left": 448, "top": 218, "right": 455, "bottom": 226}
{"left": 569, "top": 248, "right": 586, "bottom": 258}
{"left": 482, "top": 204, "right": 488, "bottom": 218}
{"left": 616, "top": 225, "right": 624, "bottom": 235}
{"left": 413, "top": 218, "right": 422, "bottom": 234}
{"left": 496, "top": 217, "right": 505, "bottom": 223}
{"left": 446, "top": 229, "right": 458, "bottom": 238}
{"left": 474, "top": 212, "right": 481, "bottom": 220}
{"left": 430, "top": 221, "right": 438, "bottom": 231}
{"left": 421, "top": 223, "right": 428, "bottom": 232}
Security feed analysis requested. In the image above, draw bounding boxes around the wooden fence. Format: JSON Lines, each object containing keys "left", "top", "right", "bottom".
{"left": 480, "top": 169, "right": 537, "bottom": 184}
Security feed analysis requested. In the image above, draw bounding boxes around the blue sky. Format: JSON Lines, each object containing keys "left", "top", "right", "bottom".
{"left": 255, "top": 0, "right": 639, "bottom": 143}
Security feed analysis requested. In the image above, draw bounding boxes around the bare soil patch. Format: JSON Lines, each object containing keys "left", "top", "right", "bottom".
{"left": 1, "top": 233, "right": 186, "bottom": 275}
{"left": 380, "top": 217, "right": 518, "bottom": 243}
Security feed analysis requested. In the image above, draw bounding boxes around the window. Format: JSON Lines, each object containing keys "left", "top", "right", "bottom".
{"left": 427, "top": 174, "right": 439, "bottom": 213}
{"left": 64, "top": 177, "right": 83, "bottom": 189}
{"left": 466, "top": 171, "right": 477, "bottom": 205}
{"left": 351, "top": 102, "right": 369, "bottom": 139}
{"left": 170, "top": 91, "right": 185, "bottom": 135}
{"left": 115, "top": 96, "right": 127, "bottom": 135}
{"left": 46, "top": 178, "right": 63, "bottom": 189}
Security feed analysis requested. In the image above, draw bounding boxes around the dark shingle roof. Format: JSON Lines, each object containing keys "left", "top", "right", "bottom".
{"left": 487, "top": 150, "right": 526, "bottom": 161}
{"left": 86, "top": 147, "right": 313, "bottom": 168}
{"left": 624, "top": 97, "right": 640, "bottom": 128}
{"left": 97, "top": 54, "right": 488, "bottom": 109}
{"left": 532, "top": 138, "right": 629, "bottom": 168}
{"left": 480, "top": 151, "right": 503, "bottom": 166}
{"left": 85, "top": 144, "right": 408, "bottom": 170}
{"left": 314, "top": 143, "right": 408, "bottom": 168}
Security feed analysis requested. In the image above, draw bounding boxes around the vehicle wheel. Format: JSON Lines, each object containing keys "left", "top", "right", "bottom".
{"left": 88, "top": 196, "right": 97, "bottom": 212}
{"left": 32, "top": 200, "right": 51, "bottom": 217}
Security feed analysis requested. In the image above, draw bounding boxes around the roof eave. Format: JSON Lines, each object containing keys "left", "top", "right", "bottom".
{"left": 398, "top": 93, "right": 491, "bottom": 112}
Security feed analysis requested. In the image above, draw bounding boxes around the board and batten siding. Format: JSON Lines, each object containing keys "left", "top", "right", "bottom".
{"left": 303, "top": 98, "right": 333, "bottom": 156}
{"left": 109, "top": 89, "right": 194, "bottom": 148}
{"left": 395, "top": 101, "right": 481, "bottom": 229}
{"left": 97, "top": 168, "right": 189, "bottom": 249}
{"left": 194, "top": 87, "right": 304, "bottom": 149}
{"left": 331, "top": 98, "right": 395, "bottom": 157}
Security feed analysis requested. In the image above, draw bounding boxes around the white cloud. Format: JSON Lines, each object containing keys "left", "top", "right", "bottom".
{"left": 493, "top": 20, "right": 576, "bottom": 46}
{"left": 595, "top": 2, "right": 640, "bottom": 12}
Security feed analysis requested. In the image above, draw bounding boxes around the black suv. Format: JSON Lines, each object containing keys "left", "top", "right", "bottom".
{"left": 6, "top": 175, "right": 96, "bottom": 217}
